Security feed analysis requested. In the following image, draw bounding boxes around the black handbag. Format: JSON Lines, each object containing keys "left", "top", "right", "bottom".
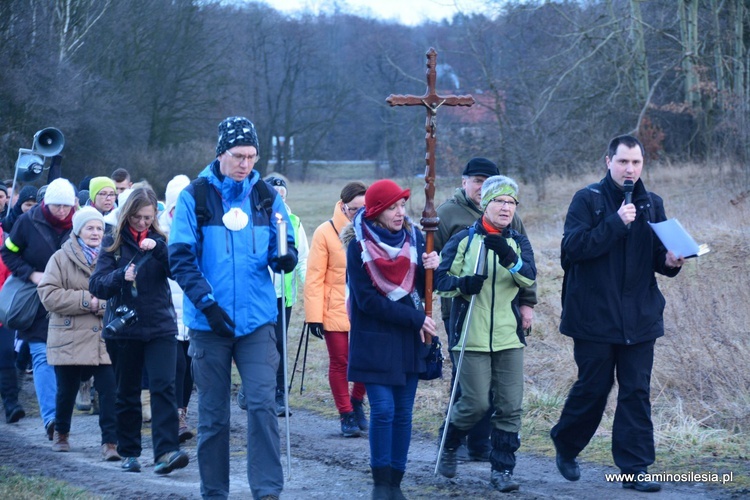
{"left": 0, "top": 276, "right": 41, "bottom": 331}
{"left": 419, "top": 336, "right": 444, "bottom": 381}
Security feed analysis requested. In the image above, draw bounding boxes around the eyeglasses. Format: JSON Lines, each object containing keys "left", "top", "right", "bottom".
{"left": 129, "top": 215, "right": 154, "bottom": 223}
{"left": 491, "top": 198, "right": 518, "bottom": 207}
{"left": 97, "top": 191, "right": 117, "bottom": 199}
{"left": 343, "top": 204, "right": 362, "bottom": 214}
{"left": 225, "top": 150, "right": 258, "bottom": 164}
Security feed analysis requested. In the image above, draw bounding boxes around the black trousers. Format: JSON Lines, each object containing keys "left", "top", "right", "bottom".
{"left": 550, "top": 338, "right": 655, "bottom": 473}
{"left": 105, "top": 336, "right": 179, "bottom": 459}
{"left": 54, "top": 364, "right": 117, "bottom": 443}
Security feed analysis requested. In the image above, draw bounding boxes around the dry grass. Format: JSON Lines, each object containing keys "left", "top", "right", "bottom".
{"left": 283, "top": 162, "right": 750, "bottom": 483}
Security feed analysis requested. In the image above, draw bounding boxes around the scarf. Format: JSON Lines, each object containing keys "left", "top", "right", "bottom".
{"left": 41, "top": 201, "right": 74, "bottom": 233}
{"left": 352, "top": 210, "right": 418, "bottom": 302}
{"left": 128, "top": 226, "right": 148, "bottom": 246}
{"left": 481, "top": 216, "right": 503, "bottom": 234}
{"left": 77, "top": 237, "right": 100, "bottom": 265}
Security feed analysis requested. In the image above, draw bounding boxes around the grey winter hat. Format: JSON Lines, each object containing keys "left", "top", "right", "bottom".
{"left": 216, "top": 116, "right": 260, "bottom": 157}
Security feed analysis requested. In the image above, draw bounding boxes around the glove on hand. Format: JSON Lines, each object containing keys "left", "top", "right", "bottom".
{"left": 458, "top": 274, "right": 487, "bottom": 295}
{"left": 308, "top": 323, "right": 324, "bottom": 339}
{"left": 202, "top": 303, "right": 235, "bottom": 338}
{"left": 273, "top": 253, "right": 298, "bottom": 273}
{"left": 484, "top": 234, "right": 518, "bottom": 268}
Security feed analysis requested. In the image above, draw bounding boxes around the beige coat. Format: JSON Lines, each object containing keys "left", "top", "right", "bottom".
{"left": 38, "top": 236, "right": 111, "bottom": 366}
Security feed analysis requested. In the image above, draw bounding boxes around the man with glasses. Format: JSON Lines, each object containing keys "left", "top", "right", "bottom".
{"left": 550, "top": 135, "right": 685, "bottom": 492}
{"left": 169, "top": 116, "right": 296, "bottom": 500}
{"left": 434, "top": 158, "right": 536, "bottom": 463}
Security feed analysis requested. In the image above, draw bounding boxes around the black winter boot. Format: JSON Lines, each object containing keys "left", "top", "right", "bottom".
{"left": 371, "top": 466, "right": 391, "bottom": 500}
{"left": 437, "top": 423, "right": 467, "bottom": 478}
{"left": 490, "top": 429, "right": 521, "bottom": 488}
{"left": 0, "top": 368, "right": 25, "bottom": 424}
{"left": 390, "top": 467, "right": 407, "bottom": 500}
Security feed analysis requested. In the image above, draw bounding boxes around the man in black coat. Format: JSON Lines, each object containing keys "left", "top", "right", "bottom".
{"left": 550, "top": 135, "right": 685, "bottom": 492}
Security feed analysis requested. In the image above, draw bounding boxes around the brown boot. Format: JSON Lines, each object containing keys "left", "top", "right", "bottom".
{"left": 101, "top": 443, "right": 121, "bottom": 461}
{"left": 51, "top": 432, "right": 70, "bottom": 452}
{"left": 178, "top": 407, "right": 194, "bottom": 442}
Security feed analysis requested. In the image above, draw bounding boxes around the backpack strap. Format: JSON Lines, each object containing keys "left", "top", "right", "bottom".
{"left": 253, "top": 179, "right": 274, "bottom": 218}
{"left": 191, "top": 177, "right": 210, "bottom": 257}
{"left": 327, "top": 219, "right": 338, "bottom": 235}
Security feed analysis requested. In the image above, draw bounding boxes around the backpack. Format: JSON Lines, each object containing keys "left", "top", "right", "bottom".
{"left": 191, "top": 176, "right": 275, "bottom": 254}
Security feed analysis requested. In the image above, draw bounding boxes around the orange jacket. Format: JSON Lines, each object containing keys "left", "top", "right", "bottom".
{"left": 304, "top": 201, "right": 351, "bottom": 332}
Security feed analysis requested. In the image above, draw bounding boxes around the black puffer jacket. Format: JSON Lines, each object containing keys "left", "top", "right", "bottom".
{"left": 89, "top": 229, "right": 177, "bottom": 341}
{"left": 559, "top": 173, "right": 680, "bottom": 345}
{"left": 0, "top": 205, "right": 71, "bottom": 342}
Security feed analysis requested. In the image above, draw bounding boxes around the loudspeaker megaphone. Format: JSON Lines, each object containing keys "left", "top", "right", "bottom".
{"left": 32, "top": 127, "right": 65, "bottom": 157}
{"left": 15, "top": 149, "right": 46, "bottom": 182}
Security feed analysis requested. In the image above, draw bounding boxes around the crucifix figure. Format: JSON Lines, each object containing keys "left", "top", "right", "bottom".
{"left": 386, "top": 47, "right": 474, "bottom": 332}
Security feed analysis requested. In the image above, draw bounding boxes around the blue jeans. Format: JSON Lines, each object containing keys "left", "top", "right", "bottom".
{"left": 189, "top": 325, "right": 283, "bottom": 500}
{"left": 365, "top": 374, "right": 419, "bottom": 472}
{"left": 29, "top": 341, "right": 56, "bottom": 427}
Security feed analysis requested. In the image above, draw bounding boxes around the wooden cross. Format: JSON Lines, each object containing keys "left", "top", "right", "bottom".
{"left": 386, "top": 47, "right": 474, "bottom": 334}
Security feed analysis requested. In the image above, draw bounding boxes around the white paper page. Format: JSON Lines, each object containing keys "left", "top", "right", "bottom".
{"left": 648, "top": 219, "right": 707, "bottom": 258}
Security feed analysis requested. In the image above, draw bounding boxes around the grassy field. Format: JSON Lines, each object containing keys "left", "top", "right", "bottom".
{"left": 283, "top": 161, "right": 750, "bottom": 488}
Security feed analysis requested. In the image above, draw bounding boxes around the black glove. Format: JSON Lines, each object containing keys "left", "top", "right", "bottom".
{"left": 484, "top": 234, "right": 518, "bottom": 268}
{"left": 458, "top": 274, "right": 487, "bottom": 295}
{"left": 308, "top": 322, "right": 324, "bottom": 339}
{"left": 273, "top": 253, "right": 297, "bottom": 273}
{"left": 202, "top": 303, "right": 235, "bottom": 338}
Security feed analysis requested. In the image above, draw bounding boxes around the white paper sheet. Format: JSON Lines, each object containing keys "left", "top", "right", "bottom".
{"left": 648, "top": 219, "right": 710, "bottom": 258}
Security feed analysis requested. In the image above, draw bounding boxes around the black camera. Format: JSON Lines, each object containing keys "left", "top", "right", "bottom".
{"left": 105, "top": 305, "right": 138, "bottom": 336}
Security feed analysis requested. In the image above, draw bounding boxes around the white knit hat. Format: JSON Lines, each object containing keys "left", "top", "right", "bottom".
{"left": 44, "top": 178, "right": 76, "bottom": 206}
{"left": 72, "top": 206, "right": 104, "bottom": 235}
{"left": 164, "top": 174, "right": 190, "bottom": 211}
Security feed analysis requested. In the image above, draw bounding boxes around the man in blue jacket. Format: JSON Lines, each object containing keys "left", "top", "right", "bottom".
{"left": 169, "top": 116, "right": 297, "bottom": 500}
{"left": 550, "top": 135, "right": 684, "bottom": 493}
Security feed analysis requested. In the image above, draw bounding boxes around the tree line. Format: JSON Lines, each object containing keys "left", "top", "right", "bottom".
{"left": 1, "top": 0, "right": 748, "bottom": 197}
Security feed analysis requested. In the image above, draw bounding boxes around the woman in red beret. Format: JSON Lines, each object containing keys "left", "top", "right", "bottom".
{"left": 342, "top": 179, "right": 439, "bottom": 499}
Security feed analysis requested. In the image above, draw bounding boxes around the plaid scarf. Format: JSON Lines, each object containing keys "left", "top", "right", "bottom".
{"left": 353, "top": 210, "right": 418, "bottom": 302}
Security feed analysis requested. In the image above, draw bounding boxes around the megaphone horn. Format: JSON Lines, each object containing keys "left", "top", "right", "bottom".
{"left": 32, "top": 127, "right": 65, "bottom": 157}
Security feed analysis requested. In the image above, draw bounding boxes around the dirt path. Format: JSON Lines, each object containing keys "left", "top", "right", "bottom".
{"left": 0, "top": 376, "right": 736, "bottom": 499}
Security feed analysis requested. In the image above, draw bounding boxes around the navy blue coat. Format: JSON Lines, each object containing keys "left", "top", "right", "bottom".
{"left": 1, "top": 205, "right": 71, "bottom": 342}
{"left": 559, "top": 173, "right": 680, "bottom": 345}
{"left": 346, "top": 226, "right": 429, "bottom": 386}
{"left": 89, "top": 230, "right": 177, "bottom": 341}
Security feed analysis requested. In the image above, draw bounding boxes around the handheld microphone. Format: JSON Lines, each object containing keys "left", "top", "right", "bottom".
{"left": 623, "top": 179, "right": 634, "bottom": 205}
{"left": 623, "top": 180, "right": 634, "bottom": 229}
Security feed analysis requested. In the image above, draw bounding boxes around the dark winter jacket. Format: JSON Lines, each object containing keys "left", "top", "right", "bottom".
{"left": 344, "top": 221, "right": 430, "bottom": 386}
{"left": 559, "top": 172, "right": 680, "bottom": 345}
{"left": 1, "top": 204, "right": 71, "bottom": 342}
{"left": 89, "top": 229, "right": 177, "bottom": 341}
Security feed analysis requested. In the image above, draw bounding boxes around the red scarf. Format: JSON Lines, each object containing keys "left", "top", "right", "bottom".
{"left": 481, "top": 216, "right": 502, "bottom": 234}
{"left": 41, "top": 201, "right": 74, "bottom": 233}
{"left": 128, "top": 226, "right": 148, "bottom": 246}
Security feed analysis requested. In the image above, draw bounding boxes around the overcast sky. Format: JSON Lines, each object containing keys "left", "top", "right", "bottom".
{"left": 241, "top": 0, "right": 492, "bottom": 26}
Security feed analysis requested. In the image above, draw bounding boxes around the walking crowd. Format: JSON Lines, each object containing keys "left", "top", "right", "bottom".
{"left": 0, "top": 119, "right": 687, "bottom": 499}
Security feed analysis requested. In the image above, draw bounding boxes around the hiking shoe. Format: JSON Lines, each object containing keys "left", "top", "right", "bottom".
{"left": 437, "top": 446, "right": 458, "bottom": 478}
{"left": 237, "top": 389, "right": 247, "bottom": 411}
{"left": 51, "top": 432, "right": 70, "bottom": 452}
{"left": 622, "top": 472, "right": 661, "bottom": 492}
{"left": 491, "top": 470, "right": 520, "bottom": 492}
{"left": 275, "top": 390, "right": 291, "bottom": 417}
{"left": 178, "top": 408, "right": 194, "bottom": 443}
{"left": 6, "top": 405, "right": 25, "bottom": 424}
{"left": 102, "top": 443, "right": 121, "bottom": 462}
{"left": 75, "top": 378, "right": 92, "bottom": 412}
{"left": 340, "top": 412, "right": 361, "bottom": 437}
{"left": 555, "top": 450, "right": 580, "bottom": 481}
{"left": 351, "top": 397, "right": 369, "bottom": 431}
{"left": 45, "top": 420, "right": 55, "bottom": 441}
{"left": 121, "top": 457, "right": 141, "bottom": 472}
{"left": 154, "top": 450, "right": 189, "bottom": 475}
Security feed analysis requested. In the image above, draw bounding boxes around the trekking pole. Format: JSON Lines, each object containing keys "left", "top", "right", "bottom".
{"left": 289, "top": 322, "right": 309, "bottom": 393}
{"left": 435, "top": 241, "right": 486, "bottom": 475}
{"left": 299, "top": 321, "right": 311, "bottom": 394}
{"left": 275, "top": 216, "right": 293, "bottom": 479}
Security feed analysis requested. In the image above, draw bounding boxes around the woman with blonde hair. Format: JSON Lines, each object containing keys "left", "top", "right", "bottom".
{"left": 89, "top": 187, "right": 188, "bottom": 474}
